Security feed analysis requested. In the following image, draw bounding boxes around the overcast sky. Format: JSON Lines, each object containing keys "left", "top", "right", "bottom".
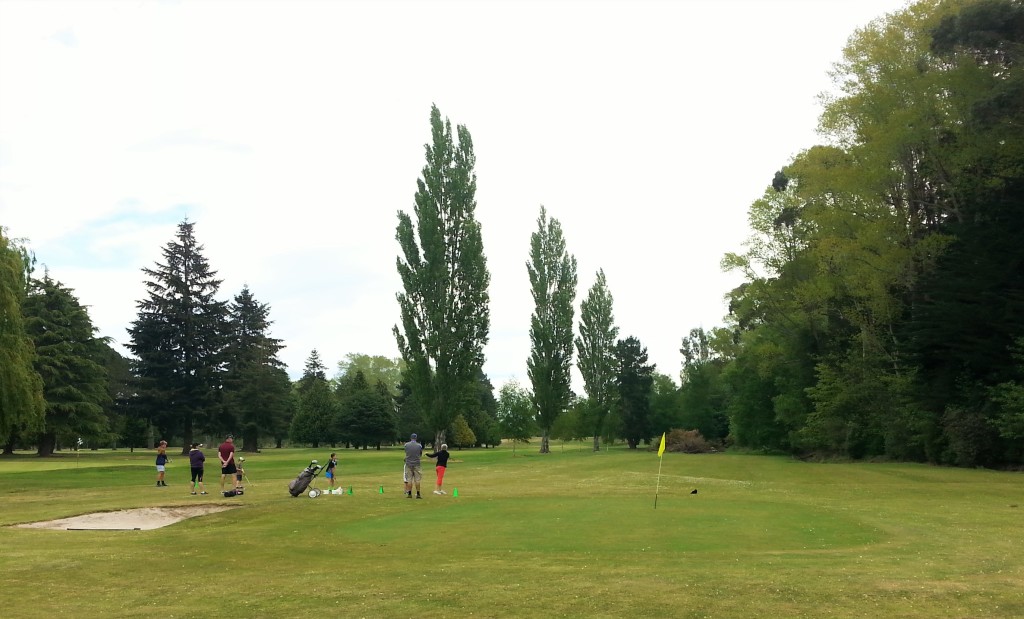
{"left": 0, "top": 0, "right": 908, "bottom": 391}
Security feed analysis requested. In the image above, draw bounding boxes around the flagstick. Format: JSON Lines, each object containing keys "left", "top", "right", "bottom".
{"left": 654, "top": 452, "right": 664, "bottom": 509}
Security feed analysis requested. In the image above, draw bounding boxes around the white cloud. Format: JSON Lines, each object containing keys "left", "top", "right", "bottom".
{"left": 0, "top": 0, "right": 909, "bottom": 390}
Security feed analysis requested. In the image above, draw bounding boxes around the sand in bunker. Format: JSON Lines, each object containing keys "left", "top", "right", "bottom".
{"left": 16, "top": 505, "right": 238, "bottom": 531}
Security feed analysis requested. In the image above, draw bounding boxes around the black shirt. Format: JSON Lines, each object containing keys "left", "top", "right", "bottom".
{"left": 426, "top": 450, "right": 450, "bottom": 467}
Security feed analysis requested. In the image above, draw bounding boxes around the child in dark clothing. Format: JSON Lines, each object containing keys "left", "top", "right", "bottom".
{"left": 189, "top": 443, "right": 207, "bottom": 495}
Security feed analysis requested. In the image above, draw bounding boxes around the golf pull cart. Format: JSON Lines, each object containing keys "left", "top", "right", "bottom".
{"left": 288, "top": 460, "right": 324, "bottom": 498}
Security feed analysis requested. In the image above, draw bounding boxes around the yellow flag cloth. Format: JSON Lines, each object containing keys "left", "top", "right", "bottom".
{"left": 657, "top": 432, "right": 666, "bottom": 457}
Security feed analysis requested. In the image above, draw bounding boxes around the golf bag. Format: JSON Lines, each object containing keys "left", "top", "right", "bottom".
{"left": 223, "top": 487, "right": 244, "bottom": 497}
{"left": 288, "top": 461, "right": 323, "bottom": 497}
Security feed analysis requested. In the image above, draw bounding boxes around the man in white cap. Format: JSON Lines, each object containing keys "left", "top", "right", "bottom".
{"left": 403, "top": 433, "right": 424, "bottom": 499}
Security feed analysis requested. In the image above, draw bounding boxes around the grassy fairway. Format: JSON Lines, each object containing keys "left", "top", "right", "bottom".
{"left": 1, "top": 444, "right": 1022, "bottom": 618}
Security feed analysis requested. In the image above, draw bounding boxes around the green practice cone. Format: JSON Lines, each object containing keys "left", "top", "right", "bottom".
{"left": 453, "top": 488, "right": 458, "bottom": 497}
{"left": 379, "top": 485, "right": 384, "bottom": 494}
{"left": 348, "top": 486, "right": 353, "bottom": 495}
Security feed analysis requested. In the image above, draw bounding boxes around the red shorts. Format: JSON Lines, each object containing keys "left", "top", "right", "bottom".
{"left": 436, "top": 465, "right": 446, "bottom": 485}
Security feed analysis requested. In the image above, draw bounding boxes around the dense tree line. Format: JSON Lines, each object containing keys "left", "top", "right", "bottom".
{"left": 671, "top": 0, "right": 1024, "bottom": 466}
{"left": 5, "top": 5, "right": 1019, "bottom": 467}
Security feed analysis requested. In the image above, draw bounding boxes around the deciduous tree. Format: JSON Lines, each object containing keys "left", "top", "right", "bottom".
{"left": 526, "top": 206, "right": 577, "bottom": 454}
{"left": 575, "top": 270, "right": 618, "bottom": 451}
{"left": 395, "top": 105, "right": 491, "bottom": 449}
{"left": 497, "top": 380, "right": 534, "bottom": 456}
{"left": 0, "top": 230, "right": 44, "bottom": 447}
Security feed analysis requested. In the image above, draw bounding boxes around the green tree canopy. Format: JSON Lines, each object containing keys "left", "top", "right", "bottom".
{"left": 394, "top": 104, "right": 491, "bottom": 449}
{"left": 222, "top": 286, "right": 291, "bottom": 451}
{"left": 575, "top": 269, "right": 618, "bottom": 451}
{"left": 23, "top": 273, "right": 110, "bottom": 456}
{"left": 126, "top": 220, "right": 227, "bottom": 453}
{"left": 0, "top": 230, "right": 44, "bottom": 446}
{"left": 526, "top": 206, "right": 578, "bottom": 454}
{"left": 496, "top": 380, "right": 534, "bottom": 456}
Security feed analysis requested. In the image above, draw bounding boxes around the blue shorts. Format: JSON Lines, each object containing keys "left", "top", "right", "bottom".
{"left": 325, "top": 470, "right": 334, "bottom": 479}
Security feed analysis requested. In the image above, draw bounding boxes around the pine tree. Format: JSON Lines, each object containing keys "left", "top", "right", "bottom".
{"left": 336, "top": 371, "right": 397, "bottom": 449}
{"left": 527, "top": 206, "right": 578, "bottom": 453}
{"left": 290, "top": 349, "right": 336, "bottom": 447}
{"left": 22, "top": 274, "right": 110, "bottom": 456}
{"left": 614, "top": 336, "right": 655, "bottom": 449}
{"left": 222, "top": 286, "right": 291, "bottom": 451}
{"left": 394, "top": 105, "right": 491, "bottom": 449}
{"left": 126, "top": 220, "right": 227, "bottom": 453}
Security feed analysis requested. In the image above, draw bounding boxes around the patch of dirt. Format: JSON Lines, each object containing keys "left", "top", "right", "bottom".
{"left": 14, "top": 505, "right": 238, "bottom": 531}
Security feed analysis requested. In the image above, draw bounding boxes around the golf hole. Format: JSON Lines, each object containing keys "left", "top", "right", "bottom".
{"left": 14, "top": 505, "right": 240, "bottom": 531}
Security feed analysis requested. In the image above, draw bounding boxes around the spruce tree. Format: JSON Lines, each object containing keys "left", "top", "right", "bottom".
{"left": 22, "top": 274, "right": 110, "bottom": 456}
{"left": 394, "top": 105, "right": 491, "bottom": 449}
{"left": 614, "top": 336, "right": 655, "bottom": 449}
{"left": 222, "top": 286, "right": 291, "bottom": 451}
{"left": 126, "top": 220, "right": 227, "bottom": 453}
{"left": 336, "top": 371, "right": 397, "bottom": 449}
{"left": 289, "top": 349, "right": 336, "bottom": 447}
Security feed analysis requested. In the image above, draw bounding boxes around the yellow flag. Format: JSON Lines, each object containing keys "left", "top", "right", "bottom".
{"left": 657, "top": 432, "right": 666, "bottom": 457}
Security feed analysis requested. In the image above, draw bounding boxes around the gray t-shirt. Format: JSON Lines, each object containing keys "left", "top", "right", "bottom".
{"left": 404, "top": 440, "right": 422, "bottom": 466}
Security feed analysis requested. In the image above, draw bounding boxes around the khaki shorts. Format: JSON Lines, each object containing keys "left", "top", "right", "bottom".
{"left": 403, "top": 464, "right": 422, "bottom": 483}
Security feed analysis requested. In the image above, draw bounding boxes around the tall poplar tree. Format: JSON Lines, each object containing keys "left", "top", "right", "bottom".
{"left": 526, "top": 206, "right": 577, "bottom": 453}
{"left": 394, "top": 105, "right": 491, "bottom": 449}
{"left": 127, "top": 220, "right": 227, "bottom": 453}
{"left": 0, "top": 230, "right": 44, "bottom": 446}
{"left": 575, "top": 269, "right": 618, "bottom": 451}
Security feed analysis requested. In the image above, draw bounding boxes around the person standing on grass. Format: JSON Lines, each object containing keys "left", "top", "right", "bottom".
{"left": 218, "top": 434, "right": 239, "bottom": 492}
{"left": 189, "top": 443, "right": 208, "bottom": 495}
{"left": 155, "top": 440, "right": 169, "bottom": 487}
{"left": 403, "top": 433, "right": 424, "bottom": 499}
{"left": 325, "top": 453, "right": 339, "bottom": 494}
{"left": 236, "top": 457, "right": 246, "bottom": 489}
{"left": 426, "top": 443, "right": 450, "bottom": 495}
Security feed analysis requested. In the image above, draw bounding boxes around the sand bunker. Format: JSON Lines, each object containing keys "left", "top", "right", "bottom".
{"left": 16, "top": 505, "right": 238, "bottom": 531}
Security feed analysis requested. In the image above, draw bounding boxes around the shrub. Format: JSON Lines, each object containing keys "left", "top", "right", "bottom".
{"left": 663, "top": 428, "right": 717, "bottom": 454}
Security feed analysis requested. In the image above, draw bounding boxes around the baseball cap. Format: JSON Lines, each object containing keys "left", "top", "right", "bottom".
{"left": 411, "top": 433, "right": 417, "bottom": 439}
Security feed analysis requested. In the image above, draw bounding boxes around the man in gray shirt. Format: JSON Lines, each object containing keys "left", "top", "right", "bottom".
{"left": 404, "top": 433, "right": 424, "bottom": 499}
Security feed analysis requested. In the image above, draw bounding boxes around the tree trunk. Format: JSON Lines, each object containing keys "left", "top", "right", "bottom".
{"left": 182, "top": 420, "right": 194, "bottom": 458}
{"left": 540, "top": 432, "right": 550, "bottom": 454}
{"left": 242, "top": 427, "right": 259, "bottom": 452}
{"left": 3, "top": 439, "right": 15, "bottom": 455}
{"left": 37, "top": 432, "right": 56, "bottom": 457}
{"left": 434, "top": 430, "right": 446, "bottom": 451}
{"left": 592, "top": 435, "right": 601, "bottom": 452}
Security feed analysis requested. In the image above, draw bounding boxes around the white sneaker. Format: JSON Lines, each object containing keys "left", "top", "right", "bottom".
{"left": 439, "top": 490, "right": 446, "bottom": 494}
{"left": 433, "top": 490, "right": 442, "bottom": 495}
